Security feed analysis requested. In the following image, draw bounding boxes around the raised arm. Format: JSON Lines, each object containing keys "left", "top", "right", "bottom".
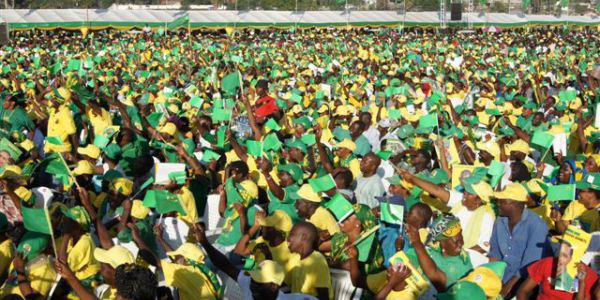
{"left": 194, "top": 225, "right": 241, "bottom": 280}
{"left": 396, "top": 167, "right": 450, "bottom": 203}
{"left": 406, "top": 224, "right": 447, "bottom": 292}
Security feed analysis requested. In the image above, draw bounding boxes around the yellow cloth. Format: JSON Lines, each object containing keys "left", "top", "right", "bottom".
{"left": 67, "top": 233, "right": 100, "bottom": 280}
{"left": 562, "top": 201, "right": 600, "bottom": 233}
{"left": 530, "top": 203, "right": 554, "bottom": 230}
{"left": 46, "top": 104, "right": 76, "bottom": 152}
{"left": 0, "top": 255, "right": 57, "bottom": 297}
{"left": 177, "top": 187, "right": 200, "bottom": 226}
{"left": 0, "top": 239, "right": 13, "bottom": 277}
{"left": 289, "top": 251, "right": 333, "bottom": 299}
{"left": 334, "top": 156, "right": 360, "bottom": 179}
{"left": 161, "top": 260, "right": 217, "bottom": 300}
{"left": 86, "top": 107, "right": 113, "bottom": 137}
{"left": 367, "top": 270, "right": 418, "bottom": 300}
{"left": 309, "top": 207, "right": 340, "bottom": 236}
{"left": 249, "top": 238, "right": 294, "bottom": 284}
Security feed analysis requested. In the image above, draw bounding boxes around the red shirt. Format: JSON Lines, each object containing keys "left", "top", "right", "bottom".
{"left": 528, "top": 257, "right": 597, "bottom": 300}
{"left": 253, "top": 95, "right": 278, "bottom": 121}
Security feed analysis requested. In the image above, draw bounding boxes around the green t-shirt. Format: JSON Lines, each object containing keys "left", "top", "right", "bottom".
{"left": 406, "top": 247, "right": 473, "bottom": 288}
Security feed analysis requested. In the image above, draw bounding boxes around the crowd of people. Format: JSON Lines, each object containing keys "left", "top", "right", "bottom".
{"left": 0, "top": 25, "right": 599, "bottom": 300}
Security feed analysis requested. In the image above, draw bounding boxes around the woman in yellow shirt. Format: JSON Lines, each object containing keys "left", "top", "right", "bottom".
{"left": 58, "top": 206, "right": 101, "bottom": 293}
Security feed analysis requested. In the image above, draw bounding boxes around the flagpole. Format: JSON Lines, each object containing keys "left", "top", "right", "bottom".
{"left": 44, "top": 206, "right": 59, "bottom": 259}
{"left": 57, "top": 152, "right": 81, "bottom": 189}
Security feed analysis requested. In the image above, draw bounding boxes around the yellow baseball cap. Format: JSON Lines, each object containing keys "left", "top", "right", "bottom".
{"left": 248, "top": 260, "right": 285, "bottom": 286}
{"left": 14, "top": 186, "right": 32, "bottom": 201}
{"left": 493, "top": 182, "right": 528, "bottom": 202}
{"left": 505, "top": 139, "right": 530, "bottom": 154}
{"left": 167, "top": 243, "right": 205, "bottom": 262}
{"left": 335, "top": 139, "right": 356, "bottom": 152}
{"left": 476, "top": 140, "right": 500, "bottom": 161}
{"left": 77, "top": 144, "right": 101, "bottom": 159}
{"left": 525, "top": 178, "right": 547, "bottom": 197}
{"left": 73, "top": 160, "right": 95, "bottom": 176}
{"left": 158, "top": 122, "right": 177, "bottom": 136}
{"left": 94, "top": 245, "right": 135, "bottom": 269}
{"left": 259, "top": 210, "right": 292, "bottom": 233}
{"left": 294, "top": 184, "right": 321, "bottom": 203}
{"left": 130, "top": 199, "right": 151, "bottom": 219}
{"left": 109, "top": 178, "right": 133, "bottom": 196}
{"left": 461, "top": 261, "right": 507, "bottom": 300}
{"left": 464, "top": 181, "right": 494, "bottom": 203}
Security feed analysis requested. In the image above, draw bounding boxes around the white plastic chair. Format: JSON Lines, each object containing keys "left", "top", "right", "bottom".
{"left": 330, "top": 268, "right": 363, "bottom": 300}
{"left": 203, "top": 194, "right": 224, "bottom": 242}
{"left": 218, "top": 271, "right": 244, "bottom": 300}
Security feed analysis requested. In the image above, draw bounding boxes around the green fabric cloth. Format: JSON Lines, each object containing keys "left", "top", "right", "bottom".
{"left": 354, "top": 135, "right": 372, "bottom": 157}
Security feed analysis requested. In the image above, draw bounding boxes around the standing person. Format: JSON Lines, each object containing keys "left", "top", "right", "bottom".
{"left": 489, "top": 183, "right": 550, "bottom": 298}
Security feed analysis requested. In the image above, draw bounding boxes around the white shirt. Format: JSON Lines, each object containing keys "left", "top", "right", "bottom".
{"left": 237, "top": 272, "right": 318, "bottom": 300}
{"left": 363, "top": 127, "right": 381, "bottom": 152}
{"left": 377, "top": 160, "right": 395, "bottom": 191}
{"left": 447, "top": 190, "right": 494, "bottom": 252}
{"left": 355, "top": 174, "right": 386, "bottom": 208}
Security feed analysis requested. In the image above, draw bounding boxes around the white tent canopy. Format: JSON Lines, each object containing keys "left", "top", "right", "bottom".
{"left": 1, "top": 9, "right": 599, "bottom": 30}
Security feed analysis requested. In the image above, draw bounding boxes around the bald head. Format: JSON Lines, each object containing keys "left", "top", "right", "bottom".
{"left": 287, "top": 222, "right": 319, "bottom": 254}
{"left": 360, "top": 152, "right": 381, "bottom": 176}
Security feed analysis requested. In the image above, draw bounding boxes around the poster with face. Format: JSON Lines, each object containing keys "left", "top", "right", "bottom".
{"left": 554, "top": 226, "right": 591, "bottom": 292}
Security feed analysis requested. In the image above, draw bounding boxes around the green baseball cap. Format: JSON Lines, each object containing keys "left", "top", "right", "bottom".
{"left": 576, "top": 173, "right": 600, "bottom": 191}
{"left": 17, "top": 231, "right": 49, "bottom": 261}
{"left": 285, "top": 140, "right": 307, "bottom": 154}
{"left": 278, "top": 163, "right": 304, "bottom": 183}
{"left": 438, "top": 281, "right": 486, "bottom": 300}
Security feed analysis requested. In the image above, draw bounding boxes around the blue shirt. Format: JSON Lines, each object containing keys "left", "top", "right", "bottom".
{"left": 489, "top": 208, "right": 550, "bottom": 283}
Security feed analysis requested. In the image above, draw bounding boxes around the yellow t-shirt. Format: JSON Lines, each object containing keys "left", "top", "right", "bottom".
{"left": 289, "top": 251, "right": 333, "bottom": 299}
{"left": 0, "top": 255, "right": 57, "bottom": 297}
{"left": 67, "top": 233, "right": 100, "bottom": 280}
{"left": 177, "top": 187, "right": 199, "bottom": 226}
{"left": 0, "top": 239, "right": 13, "bottom": 277}
{"left": 562, "top": 201, "right": 600, "bottom": 233}
{"left": 46, "top": 104, "right": 77, "bottom": 152}
{"left": 162, "top": 261, "right": 217, "bottom": 300}
{"left": 309, "top": 207, "right": 340, "bottom": 236}
{"left": 86, "top": 107, "right": 113, "bottom": 137}
{"left": 367, "top": 270, "right": 418, "bottom": 300}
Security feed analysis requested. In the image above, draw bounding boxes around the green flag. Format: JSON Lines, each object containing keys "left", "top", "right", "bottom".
{"left": 211, "top": 108, "right": 232, "bottom": 123}
{"left": 167, "top": 14, "right": 190, "bottom": 30}
{"left": 246, "top": 140, "right": 263, "bottom": 158}
{"left": 547, "top": 184, "right": 576, "bottom": 202}
{"left": 419, "top": 113, "right": 438, "bottom": 129}
{"left": 380, "top": 202, "right": 404, "bottom": 225}
{"left": 531, "top": 131, "right": 555, "bottom": 149}
{"left": 522, "top": 0, "right": 531, "bottom": 9}
{"left": 324, "top": 193, "right": 354, "bottom": 222}
{"left": 388, "top": 109, "right": 401, "bottom": 121}
{"left": 309, "top": 174, "right": 336, "bottom": 192}
{"left": 21, "top": 205, "right": 52, "bottom": 235}
{"left": 0, "top": 138, "right": 22, "bottom": 160}
{"left": 265, "top": 118, "right": 281, "bottom": 131}
{"left": 263, "top": 133, "right": 283, "bottom": 152}
{"left": 201, "top": 149, "right": 222, "bottom": 163}
{"left": 221, "top": 72, "right": 241, "bottom": 96}
{"left": 168, "top": 171, "right": 187, "bottom": 185}
{"left": 560, "top": 0, "right": 569, "bottom": 8}
{"left": 354, "top": 225, "right": 380, "bottom": 262}
{"left": 300, "top": 134, "right": 317, "bottom": 146}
